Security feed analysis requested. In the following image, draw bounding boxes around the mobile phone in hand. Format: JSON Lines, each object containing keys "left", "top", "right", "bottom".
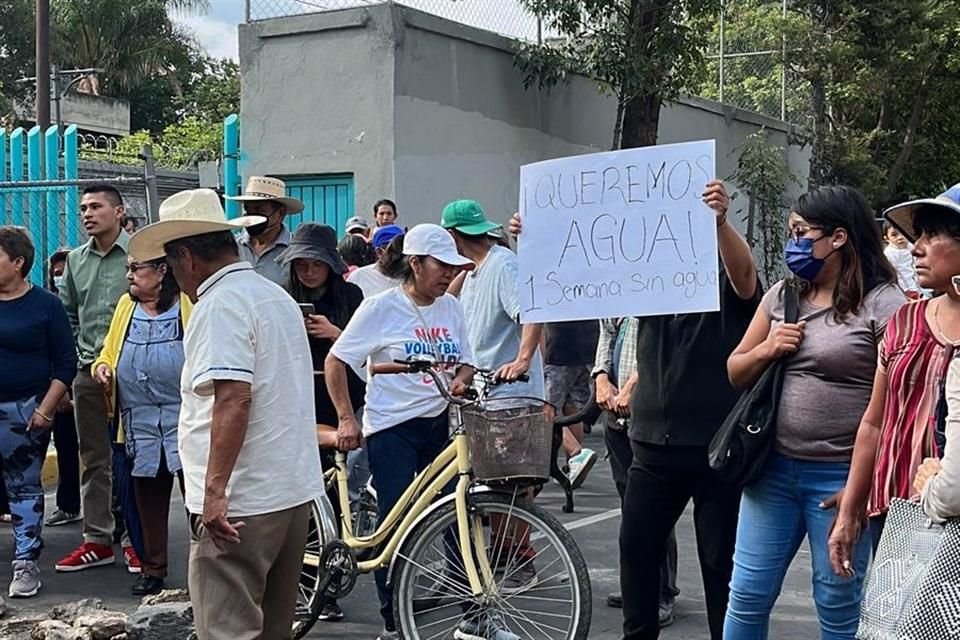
{"left": 298, "top": 303, "right": 315, "bottom": 318}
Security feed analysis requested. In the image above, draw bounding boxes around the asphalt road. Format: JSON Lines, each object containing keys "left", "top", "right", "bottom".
{"left": 6, "top": 429, "right": 820, "bottom": 639}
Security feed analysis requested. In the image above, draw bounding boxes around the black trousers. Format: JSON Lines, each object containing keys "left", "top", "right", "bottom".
{"left": 53, "top": 409, "right": 81, "bottom": 514}
{"left": 604, "top": 419, "right": 678, "bottom": 604}
{"left": 620, "top": 441, "right": 741, "bottom": 640}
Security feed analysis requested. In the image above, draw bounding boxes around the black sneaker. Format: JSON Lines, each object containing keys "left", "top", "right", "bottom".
{"left": 318, "top": 601, "right": 344, "bottom": 622}
{"left": 131, "top": 574, "right": 164, "bottom": 596}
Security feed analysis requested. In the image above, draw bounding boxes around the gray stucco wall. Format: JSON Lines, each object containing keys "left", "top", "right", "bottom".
{"left": 239, "top": 7, "right": 397, "bottom": 209}
{"left": 240, "top": 3, "right": 810, "bottom": 232}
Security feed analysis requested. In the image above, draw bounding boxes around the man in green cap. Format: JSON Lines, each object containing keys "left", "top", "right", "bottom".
{"left": 441, "top": 198, "right": 545, "bottom": 595}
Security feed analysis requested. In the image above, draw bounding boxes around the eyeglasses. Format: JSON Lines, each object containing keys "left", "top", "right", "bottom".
{"left": 127, "top": 262, "right": 161, "bottom": 273}
{"left": 787, "top": 225, "right": 824, "bottom": 242}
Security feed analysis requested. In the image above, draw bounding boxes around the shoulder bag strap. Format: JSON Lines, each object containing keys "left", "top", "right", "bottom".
{"left": 783, "top": 279, "right": 800, "bottom": 325}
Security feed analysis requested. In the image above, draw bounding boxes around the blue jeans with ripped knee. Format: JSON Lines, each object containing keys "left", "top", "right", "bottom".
{"left": 723, "top": 452, "right": 870, "bottom": 640}
{"left": 0, "top": 396, "right": 51, "bottom": 561}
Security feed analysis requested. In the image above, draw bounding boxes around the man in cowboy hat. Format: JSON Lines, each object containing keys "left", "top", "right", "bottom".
{"left": 226, "top": 176, "right": 305, "bottom": 286}
{"left": 129, "top": 188, "right": 324, "bottom": 640}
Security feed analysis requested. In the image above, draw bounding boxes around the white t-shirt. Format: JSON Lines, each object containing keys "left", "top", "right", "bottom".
{"left": 884, "top": 244, "right": 920, "bottom": 293}
{"left": 347, "top": 263, "right": 402, "bottom": 298}
{"left": 179, "top": 262, "right": 324, "bottom": 517}
{"left": 331, "top": 287, "right": 474, "bottom": 436}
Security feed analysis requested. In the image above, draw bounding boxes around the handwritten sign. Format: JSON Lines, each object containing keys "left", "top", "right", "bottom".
{"left": 517, "top": 140, "right": 719, "bottom": 322}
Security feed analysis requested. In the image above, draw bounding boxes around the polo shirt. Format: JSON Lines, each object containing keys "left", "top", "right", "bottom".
{"left": 236, "top": 225, "right": 291, "bottom": 286}
{"left": 178, "top": 262, "right": 324, "bottom": 517}
{"left": 629, "top": 269, "right": 762, "bottom": 447}
{"left": 59, "top": 231, "right": 130, "bottom": 366}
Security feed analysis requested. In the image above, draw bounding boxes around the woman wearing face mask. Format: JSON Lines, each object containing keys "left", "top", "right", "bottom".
{"left": 325, "top": 224, "right": 475, "bottom": 640}
{"left": 93, "top": 256, "right": 192, "bottom": 596}
{"left": 723, "top": 186, "right": 904, "bottom": 640}
{"left": 829, "top": 186, "right": 960, "bottom": 570}
{"left": 45, "top": 249, "right": 82, "bottom": 527}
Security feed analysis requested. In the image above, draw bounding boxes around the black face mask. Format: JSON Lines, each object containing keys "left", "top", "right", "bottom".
{"left": 247, "top": 213, "right": 280, "bottom": 237}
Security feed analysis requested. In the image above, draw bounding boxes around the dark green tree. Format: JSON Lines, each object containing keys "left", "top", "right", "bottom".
{"left": 516, "top": 0, "right": 721, "bottom": 149}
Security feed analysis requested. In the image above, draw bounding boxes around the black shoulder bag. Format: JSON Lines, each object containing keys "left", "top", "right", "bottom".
{"left": 708, "top": 279, "right": 800, "bottom": 487}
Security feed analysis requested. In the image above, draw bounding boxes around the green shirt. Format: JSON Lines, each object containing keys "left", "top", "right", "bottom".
{"left": 60, "top": 232, "right": 130, "bottom": 366}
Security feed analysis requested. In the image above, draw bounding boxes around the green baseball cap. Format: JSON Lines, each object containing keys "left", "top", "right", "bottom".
{"left": 441, "top": 199, "right": 500, "bottom": 236}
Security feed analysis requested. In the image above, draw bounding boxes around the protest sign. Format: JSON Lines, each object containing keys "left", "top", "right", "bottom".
{"left": 517, "top": 139, "right": 720, "bottom": 323}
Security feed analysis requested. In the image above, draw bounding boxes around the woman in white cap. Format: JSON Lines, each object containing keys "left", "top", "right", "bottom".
{"left": 324, "top": 223, "right": 475, "bottom": 640}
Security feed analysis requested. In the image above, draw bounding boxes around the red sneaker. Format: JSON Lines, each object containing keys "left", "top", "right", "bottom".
{"left": 55, "top": 542, "right": 115, "bottom": 572}
{"left": 123, "top": 546, "right": 141, "bottom": 574}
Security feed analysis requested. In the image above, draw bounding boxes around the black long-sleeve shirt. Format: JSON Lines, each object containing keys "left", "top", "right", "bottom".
{"left": 0, "top": 286, "right": 77, "bottom": 402}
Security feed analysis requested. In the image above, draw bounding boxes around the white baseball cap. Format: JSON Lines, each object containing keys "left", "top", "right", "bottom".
{"left": 345, "top": 216, "right": 369, "bottom": 232}
{"left": 403, "top": 224, "right": 475, "bottom": 270}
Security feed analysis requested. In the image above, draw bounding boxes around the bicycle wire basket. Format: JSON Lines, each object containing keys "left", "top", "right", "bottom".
{"left": 460, "top": 397, "right": 552, "bottom": 484}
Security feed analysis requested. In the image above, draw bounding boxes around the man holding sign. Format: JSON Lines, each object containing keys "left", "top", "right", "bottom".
{"left": 513, "top": 140, "right": 760, "bottom": 640}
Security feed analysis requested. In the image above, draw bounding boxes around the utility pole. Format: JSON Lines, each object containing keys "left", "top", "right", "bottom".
{"left": 35, "top": 0, "right": 51, "bottom": 130}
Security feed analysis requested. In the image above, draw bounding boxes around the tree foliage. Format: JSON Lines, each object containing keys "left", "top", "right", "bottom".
{"left": 516, "top": 0, "right": 721, "bottom": 149}
{"left": 732, "top": 130, "right": 798, "bottom": 284}
{"left": 699, "top": 0, "right": 960, "bottom": 205}
{"left": 0, "top": 0, "right": 35, "bottom": 121}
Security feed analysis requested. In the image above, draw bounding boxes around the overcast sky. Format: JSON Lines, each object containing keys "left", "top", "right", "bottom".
{"left": 173, "top": 0, "right": 245, "bottom": 61}
{"left": 171, "top": 0, "right": 543, "bottom": 61}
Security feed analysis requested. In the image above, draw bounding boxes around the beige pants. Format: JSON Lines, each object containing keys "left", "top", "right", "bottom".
{"left": 74, "top": 369, "right": 115, "bottom": 546}
{"left": 188, "top": 502, "right": 310, "bottom": 640}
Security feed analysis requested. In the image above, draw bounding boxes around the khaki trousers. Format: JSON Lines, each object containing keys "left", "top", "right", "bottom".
{"left": 73, "top": 369, "right": 115, "bottom": 546}
{"left": 189, "top": 502, "right": 310, "bottom": 640}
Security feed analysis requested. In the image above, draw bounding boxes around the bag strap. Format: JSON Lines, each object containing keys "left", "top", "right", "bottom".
{"left": 783, "top": 279, "right": 800, "bottom": 324}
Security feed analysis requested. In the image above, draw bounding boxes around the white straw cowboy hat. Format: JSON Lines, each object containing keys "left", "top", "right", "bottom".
{"left": 129, "top": 188, "right": 266, "bottom": 261}
{"left": 225, "top": 176, "right": 305, "bottom": 214}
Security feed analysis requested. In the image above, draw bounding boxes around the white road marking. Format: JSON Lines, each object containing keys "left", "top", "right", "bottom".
{"left": 562, "top": 508, "right": 621, "bottom": 532}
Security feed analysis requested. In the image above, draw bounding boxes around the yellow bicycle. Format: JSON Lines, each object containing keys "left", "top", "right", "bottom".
{"left": 293, "top": 361, "right": 592, "bottom": 640}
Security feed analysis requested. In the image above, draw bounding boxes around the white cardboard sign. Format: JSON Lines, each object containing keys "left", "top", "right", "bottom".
{"left": 517, "top": 140, "right": 720, "bottom": 322}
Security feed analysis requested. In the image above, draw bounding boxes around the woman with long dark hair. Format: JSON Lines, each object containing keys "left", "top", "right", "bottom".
{"left": 723, "top": 186, "right": 904, "bottom": 639}
{"left": 278, "top": 223, "right": 365, "bottom": 623}
{"left": 93, "top": 256, "right": 192, "bottom": 596}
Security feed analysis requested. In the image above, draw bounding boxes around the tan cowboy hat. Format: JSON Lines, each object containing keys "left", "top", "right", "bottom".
{"left": 225, "top": 176, "right": 305, "bottom": 214}
{"left": 129, "top": 188, "right": 266, "bottom": 260}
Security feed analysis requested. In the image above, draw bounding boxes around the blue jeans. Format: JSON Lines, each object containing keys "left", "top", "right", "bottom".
{"left": 366, "top": 413, "right": 450, "bottom": 631}
{"left": 0, "top": 396, "right": 51, "bottom": 560}
{"left": 723, "top": 453, "right": 870, "bottom": 640}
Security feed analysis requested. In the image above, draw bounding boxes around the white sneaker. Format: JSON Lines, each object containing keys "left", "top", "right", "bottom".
{"left": 454, "top": 611, "right": 521, "bottom": 640}
{"left": 9, "top": 560, "right": 40, "bottom": 597}
{"left": 376, "top": 630, "right": 400, "bottom": 640}
{"left": 567, "top": 449, "right": 598, "bottom": 489}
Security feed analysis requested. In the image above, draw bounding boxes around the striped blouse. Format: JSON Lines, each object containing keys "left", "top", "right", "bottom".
{"left": 869, "top": 299, "right": 953, "bottom": 517}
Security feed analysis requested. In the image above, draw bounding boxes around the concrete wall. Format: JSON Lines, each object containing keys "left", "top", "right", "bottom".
{"left": 240, "top": 2, "right": 810, "bottom": 231}
{"left": 15, "top": 92, "right": 131, "bottom": 136}
{"left": 239, "top": 7, "right": 397, "bottom": 212}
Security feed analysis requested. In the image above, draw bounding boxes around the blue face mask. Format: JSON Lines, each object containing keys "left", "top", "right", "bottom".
{"left": 785, "top": 237, "right": 828, "bottom": 281}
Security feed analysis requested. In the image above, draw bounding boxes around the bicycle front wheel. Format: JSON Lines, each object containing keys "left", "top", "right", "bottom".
{"left": 393, "top": 491, "right": 592, "bottom": 640}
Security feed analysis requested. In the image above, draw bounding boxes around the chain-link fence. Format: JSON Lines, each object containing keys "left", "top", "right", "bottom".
{"left": 246, "top": 0, "right": 546, "bottom": 43}
{"left": 1, "top": 126, "right": 198, "bottom": 286}
{"left": 698, "top": 1, "right": 809, "bottom": 126}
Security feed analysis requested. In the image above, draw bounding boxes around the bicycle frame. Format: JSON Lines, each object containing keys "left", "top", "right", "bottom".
{"left": 312, "top": 427, "right": 494, "bottom": 598}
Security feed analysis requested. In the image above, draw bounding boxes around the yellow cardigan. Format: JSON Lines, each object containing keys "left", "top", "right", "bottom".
{"left": 91, "top": 293, "right": 193, "bottom": 442}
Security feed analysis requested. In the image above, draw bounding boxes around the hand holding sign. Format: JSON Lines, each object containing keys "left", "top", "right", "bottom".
{"left": 517, "top": 140, "right": 720, "bottom": 323}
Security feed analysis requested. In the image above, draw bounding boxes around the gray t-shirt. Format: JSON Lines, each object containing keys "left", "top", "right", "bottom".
{"left": 763, "top": 280, "right": 905, "bottom": 461}
{"left": 460, "top": 245, "right": 545, "bottom": 404}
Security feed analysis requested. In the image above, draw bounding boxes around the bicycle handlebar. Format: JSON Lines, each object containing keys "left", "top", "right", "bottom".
{"left": 368, "top": 360, "right": 530, "bottom": 405}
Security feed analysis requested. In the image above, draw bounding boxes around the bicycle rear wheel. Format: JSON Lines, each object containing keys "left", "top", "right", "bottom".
{"left": 393, "top": 491, "right": 592, "bottom": 640}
